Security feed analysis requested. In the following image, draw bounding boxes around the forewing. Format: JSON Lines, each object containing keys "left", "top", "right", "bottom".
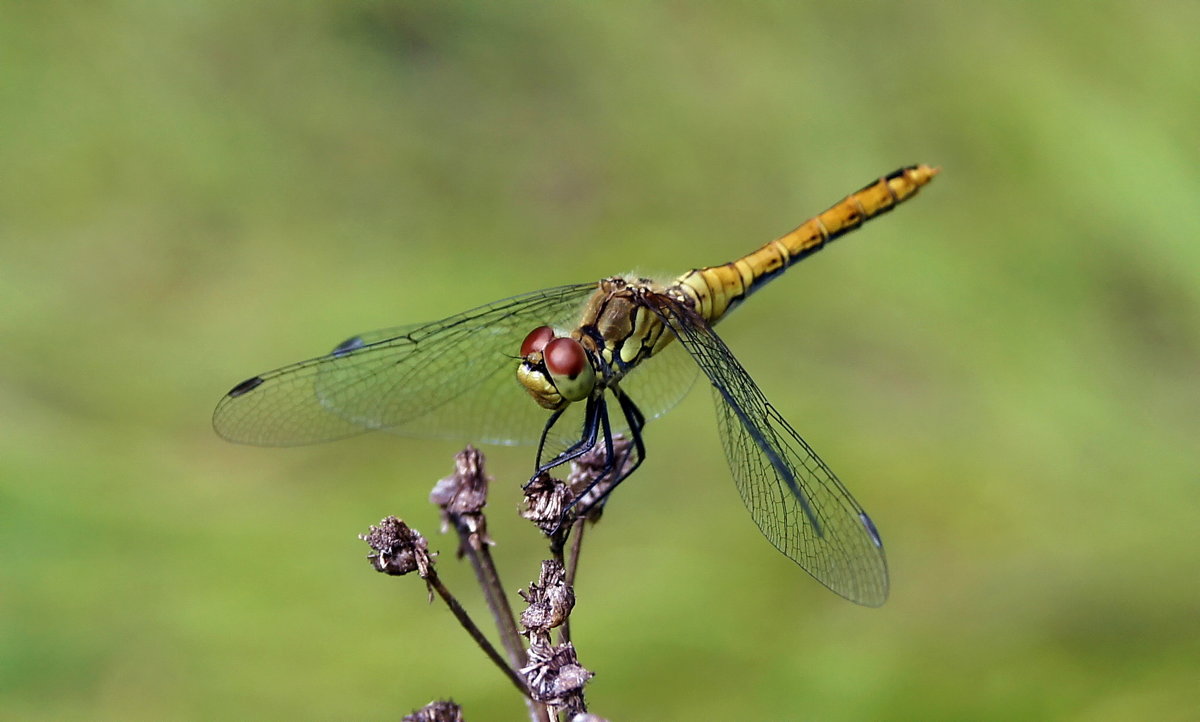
{"left": 213, "top": 283, "right": 597, "bottom": 446}
{"left": 645, "top": 294, "right": 889, "bottom": 606}
{"left": 612, "top": 338, "right": 699, "bottom": 429}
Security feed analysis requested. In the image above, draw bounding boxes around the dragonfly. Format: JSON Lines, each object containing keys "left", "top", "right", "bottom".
{"left": 214, "top": 164, "right": 938, "bottom": 606}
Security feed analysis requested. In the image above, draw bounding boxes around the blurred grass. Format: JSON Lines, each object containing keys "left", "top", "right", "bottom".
{"left": 2, "top": 1, "right": 1199, "bottom": 720}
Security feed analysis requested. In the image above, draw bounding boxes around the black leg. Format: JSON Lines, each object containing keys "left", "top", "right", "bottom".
{"left": 562, "top": 385, "right": 648, "bottom": 516}
{"left": 534, "top": 406, "right": 568, "bottom": 469}
{"left": 526, "top": 394, "right": 604, "bottom": 487}
{"left": 611, "top": 384, "right": 647, "bottom": 480}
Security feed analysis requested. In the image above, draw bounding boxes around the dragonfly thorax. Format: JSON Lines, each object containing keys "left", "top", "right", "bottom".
{"left": 516, "top": 277, "right": 680, "bottom": 413}
{"left": 581, "top": 277, "right": 678, "bottom": 369}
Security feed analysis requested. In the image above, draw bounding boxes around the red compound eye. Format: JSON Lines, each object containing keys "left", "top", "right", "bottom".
{"left": 543, "top": 337, "right": 587, "bottom": 379}
{"left": 520, "top": 326, "right": 555, "bottom": 357}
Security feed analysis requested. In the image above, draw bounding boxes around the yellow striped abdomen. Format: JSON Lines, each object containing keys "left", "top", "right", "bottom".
{"left": 673, "top": 164, "right": 939, "bottom": 324}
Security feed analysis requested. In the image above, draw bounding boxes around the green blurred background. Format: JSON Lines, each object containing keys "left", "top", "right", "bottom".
{"left": 3, "top": 2, "right": 1198, "bottom": 720}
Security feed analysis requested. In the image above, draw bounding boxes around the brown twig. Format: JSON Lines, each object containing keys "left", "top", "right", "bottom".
{"left": 362, "top": 435, "right": 635, "bottom": 721}
{"left": 559, "top": 518, "right": 588, "bottom": 645}
{"left": 360, "top": 516, "right": 531, "bottom": 701}
{"left": 430, "top": 448, "right": 552, "bottom": 722}
{"left": 424, "top": 571, "right": 530, "bottom": 697}
{"left": 430, "top": 448, "right": 527, "bottom": 670}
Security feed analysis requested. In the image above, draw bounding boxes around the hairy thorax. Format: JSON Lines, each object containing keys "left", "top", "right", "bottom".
{"left": 574, "top": 276, "right": 684, "bottom": 386}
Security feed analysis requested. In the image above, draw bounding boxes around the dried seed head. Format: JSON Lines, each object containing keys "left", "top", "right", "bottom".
{"left": 567, "top": 435, "right": 635, "bottom": 520}
{"left": 521, "top": 641, "right": 593, "bottom": 715}
{"left": 430, "top": 446, "right": 491, "bottom": 539}
{"left": 402, "top": 699, "right": 464, "bottom": 722}
{"left": 520, "top": 471, "right": 574, "bottom": 535}
{"left": 360, "top": 517, "right": 433, "bottom": 577}
{"left": 519, "top": 560, "right": 575, "bottom": 643}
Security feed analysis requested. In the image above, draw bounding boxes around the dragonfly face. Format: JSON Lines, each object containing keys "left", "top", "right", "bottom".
{"left": 213, "top": 165, "right": 939, "bottom": 606}
{"left": 516, "top": 325, "right": 596, "bottom": 410}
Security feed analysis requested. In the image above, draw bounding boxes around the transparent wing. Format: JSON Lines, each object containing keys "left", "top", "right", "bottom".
{"left": 613, "top": 338, "right": 700, "bottom": 428}
{"left": 213, "top": 283, "right": 597, "bottom": 447}
{"left": 645, "top": 293, "right": 889, "bottom": 606}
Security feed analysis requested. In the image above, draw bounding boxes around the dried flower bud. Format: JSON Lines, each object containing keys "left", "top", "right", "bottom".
{"left": 519, "top": 560, "right": 575, "bottom": 640}
{"left": 360, "top": 517, "right": 433, "bottom": 577}
{"left": 567, "top": 435, "right": 635, "bottom": 520}
{"left": 402, "top": 699, "right": 464, "bottom": 722}
{"left": 520, "top": 472, "right": 574, "bottom": 535}
{"left": 521, "top": 641, "right": 593, "bottom": 715}
{"left": 430, "top": 446, "right": 491, "bottom": 540}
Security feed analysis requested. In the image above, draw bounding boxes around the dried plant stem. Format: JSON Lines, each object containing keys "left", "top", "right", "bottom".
{"left": 428, "top": 447, "right": 552, "bottom": 722}
{"left": 424, "top": 571, "right": 530, "bottom": 697}
{"left": 459, "top": 531, "right": 525, "bottom": 669}
{"left": 564, "top": 518, "right": 587, "bottom": 588}
{"left": 457, "top": 532, "right": 553, "bottom": 722}
{"left": 367, "top": 443, "right": 615, "bottom": 720}
{"left": 559, "top": 518, "right": 588, "bottom": 645}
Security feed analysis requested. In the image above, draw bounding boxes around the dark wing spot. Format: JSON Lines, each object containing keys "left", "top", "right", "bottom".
{"left": 331, "top": 335, "right": 365, "bottom": 357}
{"left": 859, "top": 511, "right": 884, "bottom": 549}
{"left": 227, "top": 376, "right": 265, "bottom": 398}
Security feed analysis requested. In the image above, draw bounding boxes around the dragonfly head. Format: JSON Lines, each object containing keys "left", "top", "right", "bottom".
{"left": 517, "top": 326, "right": 596, "bottom": 410}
